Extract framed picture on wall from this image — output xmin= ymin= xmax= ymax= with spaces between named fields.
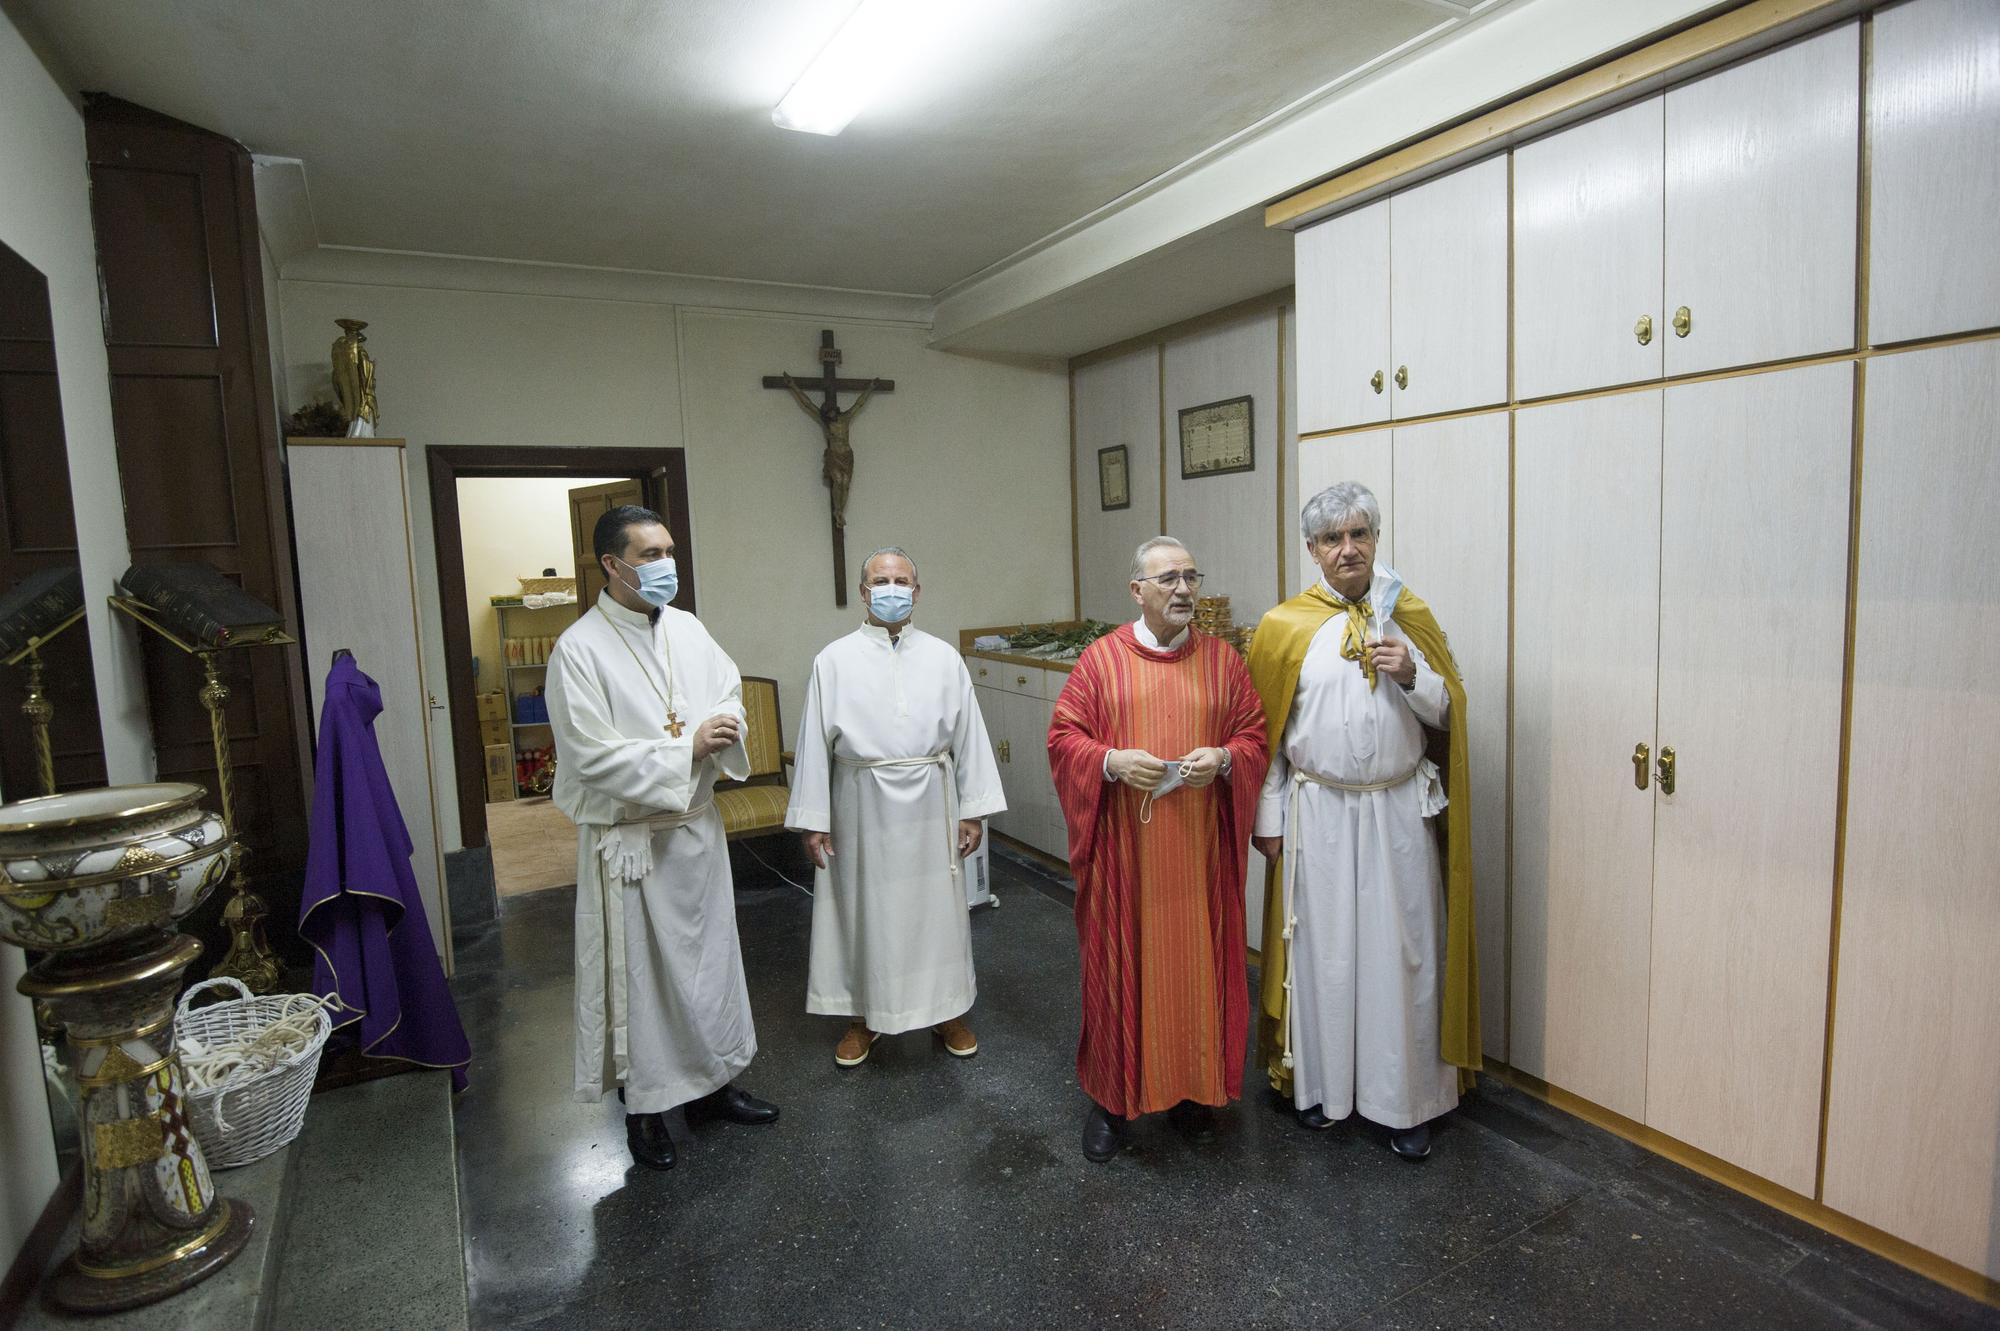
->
xmin=1098 ymin=444 xmax=1130 ymax=511
xmin=1178 ymin=396 xmax=1254 ymax=479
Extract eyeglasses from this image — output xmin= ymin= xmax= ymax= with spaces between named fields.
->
xmin=1136 ymin=570 xmax=1204 ymax=590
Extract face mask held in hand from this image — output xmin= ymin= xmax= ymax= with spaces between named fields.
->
xmin=616 ymin=555 xmax=678 ymax=607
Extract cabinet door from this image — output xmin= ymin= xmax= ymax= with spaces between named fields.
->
xmin=1028 ymin=696 xmax=1063 ymax=859
xmin=1663 ymin=23 xmax=1859 ymax=376
xmin=1511 ymin=391 xmax=1661 ymax=1120
xmin=1390 ymin=155 xmax=1509 ymax=419
xmin=1646 ymin=365 xmax=1851 ymax=1194
xmin=1391 ymin=413 xmax=1511 ymax=1062
xmin=1869 ymin=0 xmax=2000 ymax=346
xmin=1514 ymin=96 xmax=1665 ymax=400
xmin=973 ymin=683 xmax=1017 ymax=841
xmin=1824 ymin=341 xmax=2000 ymax=1280
xmin=1296 ymin=431 xmax=1394 ymax=576
xmin=1295 ymin=199 xmax=1391 ymax=434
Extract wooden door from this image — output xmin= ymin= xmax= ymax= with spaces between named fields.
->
xmin=1296 ymin=431 xmax=1394 ymax=579
xmin=1513 ymin=96 xmax=1666 ymax=400
xmin=1645 ymin=365 xmax=1851 ymax=1194
xmin=1294 ymin=198 xmax=1391 ymax=434
xmin=1511 ymin=390 xmax=1661 ymax=1120
xmin=568 ymin=478 xmax=644 ymax=609
xmin=1390 ymin=154 xmax=1509 ymax=419
xmin=1868 ymin=0 xmax=2000 ymax=346
xmin=1390 ymin=412 xmax=1511 ymax=1061
xmin=1823 ymin=341 xmax=2000 ymax=1279
xmin=1663 ymin=23 xmax=1860 ymax=377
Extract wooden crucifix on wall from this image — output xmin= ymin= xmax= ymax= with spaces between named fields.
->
xmin=762 ymin=330 xmax=895 ymax=606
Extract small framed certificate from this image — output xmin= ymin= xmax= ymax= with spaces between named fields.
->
xmin=1178 ymin=396 xmax=1254 ymax=479
xmin=1098 ymin=444 xmax=1130 ymax=511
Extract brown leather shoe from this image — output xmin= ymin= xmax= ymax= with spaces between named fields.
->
xmin=834 ymin=1021 xmax=878 ymax=1067
xmin=932 ymin=1017 xmax=978 ymax=1057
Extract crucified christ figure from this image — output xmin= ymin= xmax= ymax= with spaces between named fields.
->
xmin=782 ymin=373 xmax=881 ymax=529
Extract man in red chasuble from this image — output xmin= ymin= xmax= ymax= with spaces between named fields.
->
xmin=1048 ymin=537 xmax=1269 ymax=1162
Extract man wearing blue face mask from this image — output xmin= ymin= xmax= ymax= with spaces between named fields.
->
xmin=785 ymin=547 xmax=1006 ymax=1067
xmin=545 ymin=504 xmax=780 ymax=1171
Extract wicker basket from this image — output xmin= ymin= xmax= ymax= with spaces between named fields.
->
xmin=174 ymin=977 xmax=333 ymax=1169
xmin=518 ymin=575 xmax=576 ymax=595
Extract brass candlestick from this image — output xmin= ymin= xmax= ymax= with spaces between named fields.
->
xmin=3 ymin=604 xmax=87 ymax=799
xmin=109 ymin=596 xmax=293 ymax=993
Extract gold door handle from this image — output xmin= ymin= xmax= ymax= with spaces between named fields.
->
xmin=1632 ymin=742 xmax=1650 ymax=790
xmin=997 ymin=740 xmax=1010 ymax=763
xmin=1370 ymin=369 xmax=1384 ymax=394
xmin=1394 ymin=365 xmax=1409 ymax=390
xmin=1634 ymin=314 xmax=1654 ymax=346
xmin=1657 ymin=746 xmax=1676 ymax=795
xmin=1672 ymin=306 xmax=1691 ymax=338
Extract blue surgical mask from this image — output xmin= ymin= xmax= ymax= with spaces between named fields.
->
xmin=868 ymin=584 xmax=914 ymax=624
xmin=616 ymin=555 xmax=678 ymax=607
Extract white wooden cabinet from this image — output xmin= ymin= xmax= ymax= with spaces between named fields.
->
xmin=1389 ymin=155 xmax=1510 ymax=419
xmin=1513 ymin=96 xmax=1666 ymax=400
xmin=1663 ymin=23 xmax=1859 ymax=376
xmin=1390 ymin=413 xmax=1511 ymax=1061
xmin=1868 ymin=0 xmax=2000 ymax=346
xmin=973 ymin=665 xmax=1068 ymax=861
xmin=1510 ymin=391 xmax=1662 ymax=1120
xmin=1644 ymin=365 xmax=1851 ymax=1195
xmin=287 ymin=439 xmax=452 ymax=966
xmin=1295 ymin=199 xmax=1391 ymax=435
xmin=1823 ymin=340 xmax=2000 ymax=1280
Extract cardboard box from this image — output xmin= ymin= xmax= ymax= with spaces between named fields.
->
xmin=479 ymin=717 xmax=509 ymax=747
xmin=475 ymin=691 xmax=507 ymax=723
xmin=483 ymin=743 xmax=515 ymax=802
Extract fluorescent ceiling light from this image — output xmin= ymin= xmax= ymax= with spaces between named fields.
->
xmin=772 ymin=0 xmax=932 ymax=136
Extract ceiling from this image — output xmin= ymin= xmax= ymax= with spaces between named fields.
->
xmin=17 ymin=0 xmax=1465 ymax=304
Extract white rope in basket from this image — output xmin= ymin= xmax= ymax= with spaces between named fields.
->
xmin=174 ymin=977 xmax=335 ymax=1169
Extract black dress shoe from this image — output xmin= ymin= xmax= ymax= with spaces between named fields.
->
xmin=685 ymin=1083 xmax=780 ymax=1126
xmin=1168 ymin=1100 xmax=1218 ymax=1142
xmin=1390 ymin=1122 xmax=1432 ymax=1160
xmin=1295 ymin=1103 xmax=1336 ymax=1131
xmin=1081 ymin=1103 xmax=1125 ymax=1163
xmin=626 ymin=1112 xmax=676 ymax=1170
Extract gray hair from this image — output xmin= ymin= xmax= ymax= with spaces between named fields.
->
xmin=1300 ymin=482 xmax=1382 ymax=543
xmin=1129 ymin=535 xmax=1190 ymax=582
xmin=860 ymin=546 xmax=918 ymax=582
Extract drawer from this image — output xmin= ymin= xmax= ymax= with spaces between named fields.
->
xmin=967 ymin=656 xmax=1044 ymax=698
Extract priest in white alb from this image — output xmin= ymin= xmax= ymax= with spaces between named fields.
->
xmin=1247 ymin=482 xmax=1481 ymax=1161
xmin=785 ymin=546 xmax=1006 ymax=1067
xmin=546 ymin=504 xmax=780 ymax=1172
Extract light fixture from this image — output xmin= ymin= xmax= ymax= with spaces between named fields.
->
xmin=772 ymin=0 xmax=930 ymax=137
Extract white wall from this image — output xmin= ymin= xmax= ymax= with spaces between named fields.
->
xmin=1072 ymin=302 xmax=1298 ymax=628
xmin=456 ymin=475 xmax=619 ymax=683
xmin=0 ymin=6 xmax=152 ymax=1280
xmin=278 ymin=280 xmax=1072 ymax=853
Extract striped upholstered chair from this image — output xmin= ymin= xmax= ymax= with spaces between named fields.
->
xmin=713 ymin=676 xmax=794 ymax=842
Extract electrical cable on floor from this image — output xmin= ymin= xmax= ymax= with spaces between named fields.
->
xmin=736 ymin=837 xmax=815 ymax=897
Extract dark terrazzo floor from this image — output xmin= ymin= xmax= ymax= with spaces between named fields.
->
xmin=445 ymin=841 xmax=2000 ymax=1331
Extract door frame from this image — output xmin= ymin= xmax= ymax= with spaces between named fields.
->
xmin=427 ymin=445 xmax=695 ymax=849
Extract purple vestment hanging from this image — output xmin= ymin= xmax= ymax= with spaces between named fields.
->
xmin=300 ymin=655 xmax=471 ymax=1090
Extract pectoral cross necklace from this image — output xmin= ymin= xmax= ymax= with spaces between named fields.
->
xmin=598 ymin=605 xmax=684 ymax=737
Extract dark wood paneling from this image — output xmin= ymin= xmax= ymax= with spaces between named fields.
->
xmin=86 ymin=96 xmax=311 ymax=973
xmin=427 ymin=446 xmax=693 ymax=850
xmin=0 ymin=240 xmax=107 ymax=798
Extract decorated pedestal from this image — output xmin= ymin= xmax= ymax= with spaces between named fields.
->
xmin=0 ymin=783 xmax=253 ymax=1313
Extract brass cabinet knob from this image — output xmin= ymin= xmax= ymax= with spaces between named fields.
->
xmin=1016 ymin=675 xmax=1029 ymax=686
xmin=1370 ymin=369 xmax=1384 ymax=394
xmin=1635 ymin=314 xmax=1654 ymax=346
xmin=1632 ymin=742 xmax=1650 ymax=790
xmin=1394 ymin=365 xmax=1409 ymax=390
xmin=1657 ymin=746 xmax=1676 ymax=795
xmin=977 ymin=666 xmax=988 ymax=677
xmin=1673 ymin=306 xmax=1692 ymax=338
xmin=997 ymin=740 xmax=1011 ymax=763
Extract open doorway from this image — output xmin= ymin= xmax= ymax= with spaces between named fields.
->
xmin=427 ymin=447 xmax=696 ymax=869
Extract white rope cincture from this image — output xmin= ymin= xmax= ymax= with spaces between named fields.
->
xmin=178 ymin=992 xmax=339 ymax=1134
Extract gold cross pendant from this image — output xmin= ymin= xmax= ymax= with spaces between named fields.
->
xmin=665 ymin=712 xmax=685 ymax=739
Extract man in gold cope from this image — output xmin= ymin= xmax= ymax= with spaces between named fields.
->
xmin=1248 ymin=482 xmax=1479 ymax=1159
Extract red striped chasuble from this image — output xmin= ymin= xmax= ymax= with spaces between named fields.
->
xmin=1047 ymin=625 xmax=1270 ymax=1117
